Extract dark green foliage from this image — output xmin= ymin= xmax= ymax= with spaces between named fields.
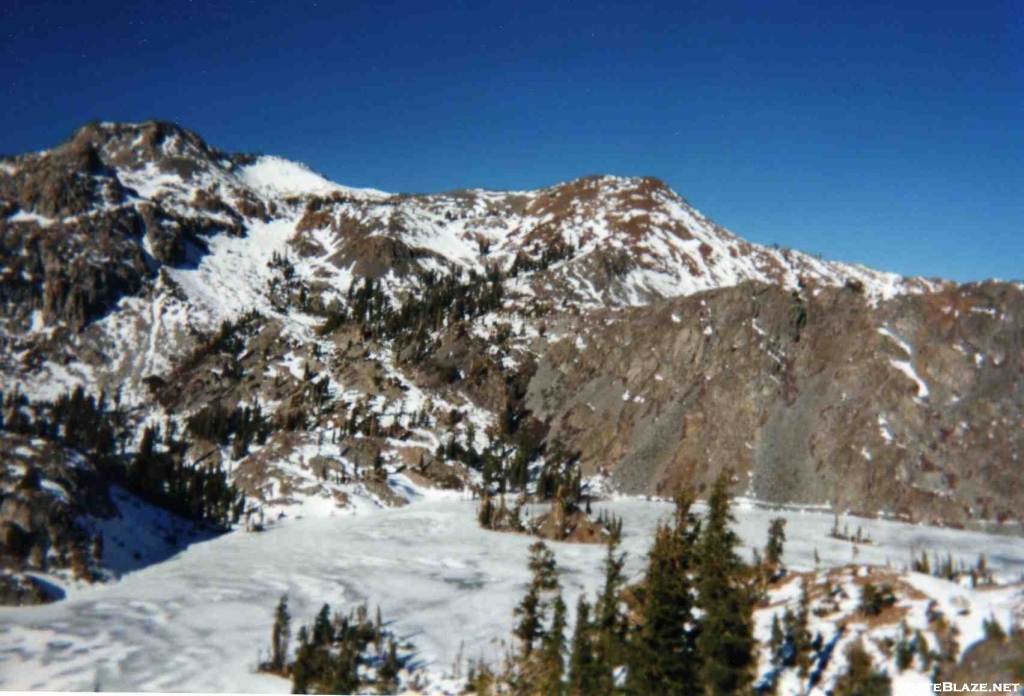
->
xmin=983 ymin=615 xmax=1007 ymax=642
xmin=508 ymin=239 xmax=575 ymax=276
xmin=490 ymin=475 xmax=812 ymax=696
xmin=627 ymin=490 xmax=701 ymax=696
xmin=538 ymin=594 xmax=567 ymax=695
xmin=765 ymin=517 xmax=786 ymax=572
xmin=378 ymin=637 xmax=400 ymax=694
xmin=186 ymin=400 xmax=270 ymax=455
xmin=568 ymin=596 xmax=598 ymax=695
xmin=506 ymin=541 xmax=569 ymax=693
xmin=266 ymin=251 xmax=309 ymax=312
xmin=514 ymin=541 xmax=559 ymax=657
xmin=271 ymin=594 xmax=291 ymax=673
xmin=592 ymin=533 xmax=628 ymax=693
xmin=51 ymin=386 xmax=118 ymax=459
xmin=859 ymin=583 xmax=896 ymax=617
xmin=911 ymin=549 xmax=994 ymax=586
xmin=171 ymin=309 xmax=264 ymax=379
xmin=317 ymin=267 xmax=505 ymax=350
xmin=1 ymin=387 xmax=246 ymax=530
xmin=790 ymin=579 xmax=813 ymax=678
xmin=894 ymin=622 xmax=915 ymax=671
xmin=271 ymin=600 xmax=409 ymax=694
xmin=312 ymin=604 xmax=333 ymax=647
xmin=833 ymin=641 xmax=892 ymax=696
xmin=769 ymin=614 xmax=785 ymax=668
xmin=534 ymin=441 xmax=583 ymax=504
xmin=695 ymin=472 xmax=755 ymax=695
xmin=129 ymin=423 xmax=246 ymax=528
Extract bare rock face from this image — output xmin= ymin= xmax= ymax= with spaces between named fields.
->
xmin=0 ymin=121 xmax=261 ymax=333
xmin=0 ymin=209 xmax=149 ymax=331
xmin=527 ymin=281 xmax=1024 ymax=525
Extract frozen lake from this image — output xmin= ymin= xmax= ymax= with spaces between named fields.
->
xmin=2 ymin=496 xmax=1023 ymax=692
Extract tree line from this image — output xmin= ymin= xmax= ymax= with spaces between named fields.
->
xmin=256 ymin=474 xmax=902 ymax=694
xmin=2 ymin=385 xmax=245 ymax=530
xmin=469 ymin=473 xmax=890 ymax=696
xmin=262 ymin=596 xmax=407 ymax=694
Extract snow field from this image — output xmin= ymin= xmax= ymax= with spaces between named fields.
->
xmin=1 ymin=495 xmax=1022 ymax=693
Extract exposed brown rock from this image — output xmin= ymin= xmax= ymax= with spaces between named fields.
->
xmin=527 ymin=282 xmax=1024 ymax=526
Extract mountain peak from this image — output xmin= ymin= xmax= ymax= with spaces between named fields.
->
xmin=0 ymin=119 xmax=1019 ymax=570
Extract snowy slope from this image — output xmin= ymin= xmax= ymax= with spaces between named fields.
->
xmin=1 ymin=498 xmax=1022 ymax=693
xmin=1 ymin=121 xmax=951 ymax=411
xmin=236 ymin=156 xmax=389 ymax=201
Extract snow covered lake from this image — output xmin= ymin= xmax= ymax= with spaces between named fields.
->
xmin=2 ymin=495 xmax=1023 ymax=692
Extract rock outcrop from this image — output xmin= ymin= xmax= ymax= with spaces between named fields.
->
xmin=527 ymin=281 xmax=1023 ymax=525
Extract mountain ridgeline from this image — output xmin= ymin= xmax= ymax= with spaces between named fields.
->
xmin=1 ymin=119 xmax=1021 ymax=572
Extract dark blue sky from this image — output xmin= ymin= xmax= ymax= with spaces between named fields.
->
xmin=2 ymin=1 xmax=1021 ymax=282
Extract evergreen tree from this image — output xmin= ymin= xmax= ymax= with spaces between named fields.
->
xmin=764 ymin=517 xmax=787 ymax=576
xmin=695 ymin=473 xmax=755 ymax=696
xmin=378 ymin=637 xmax=400 ymax=694
xmin=513 ymin=541 xmax=559 ymax=657
xmin=568 ymin=596 xmax=598 ymax=695
xmin=272 ymin=594 xmax=292 ymax=673
xmin=329 ymin=643 xmax=360 ymax=695
xmin=291 ymin=627 xmax=311 ymax=694
xmin=593 ymin=533 xmax=627 ymax=693
xmin=769 ymin=613 xmax=785 ymax=668
xmin=894 ymin=622 xmax=915 ymax=671
xmin=312 ymin=604 xmax=332 ymax=646
xmin=793 ymin=577 xmax=813 ymax=678
xmin=478 ymin=490 xmax=494 ymax=528
xmin=628 ymin=490 xmax=701 ymax=696
xmin=833 ymin=641 xmax=892 ymax=696
xmin=537 ymin=593 xmax=567 ymax=695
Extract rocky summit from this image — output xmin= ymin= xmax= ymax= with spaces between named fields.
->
xmin=1 ymin=120 xmax=1021 ymax=598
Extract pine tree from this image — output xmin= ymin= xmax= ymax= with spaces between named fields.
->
xmin=329 ymin=642 xmax=360 ymax=695
xmin=537 ymin=593 xmax=567 ymax=695
xmin=793 ymin=577 xmax=813 ymax=678
xmin=764 ymin=517 xmax=787 ymax=577
xmin=628 ymin=490 xmax=701 ymax=696
xmin=593 ymin=533 xmax=627 ymax=693
xmin=513 ymin=541 xmax=559 ymax=657
xmin=695 ymin=473 xmax=755 ymax=696
xmin=833 ymin=641 xmax=892 ymax=696
xmin=769 ymin=614 xmax=785 ymax=668
xmin=478 ymin=490 xmax=494 ymax=529
xmin=292 ymin=626 xmax=311 ymax=694
xmin=272 ymin=594 xmax=292 ymax=673
xmin=568 ymin=596 xmax=598 ymax=695
xmin=312 ymin=604 xmax=332 ymax=646
xmin=378 ymin=637 xmax=400 ymax=694
xmin=894 ymin=622 xmax=915 ymax=671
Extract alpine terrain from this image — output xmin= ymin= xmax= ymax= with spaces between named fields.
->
xmin=0 ymin=121 xmax=1022 ymax=694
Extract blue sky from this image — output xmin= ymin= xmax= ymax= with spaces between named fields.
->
xmin=2 ymin=0 xmax=1021 ymax=282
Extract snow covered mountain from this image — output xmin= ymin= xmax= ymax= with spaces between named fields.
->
xmin=2 ymin=120 xmax=1021 ymax=521
xmin=0 ymin=119 xmax=948 ymax=402
xmin=1 ymin=119 xmax=1023 ymax=694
